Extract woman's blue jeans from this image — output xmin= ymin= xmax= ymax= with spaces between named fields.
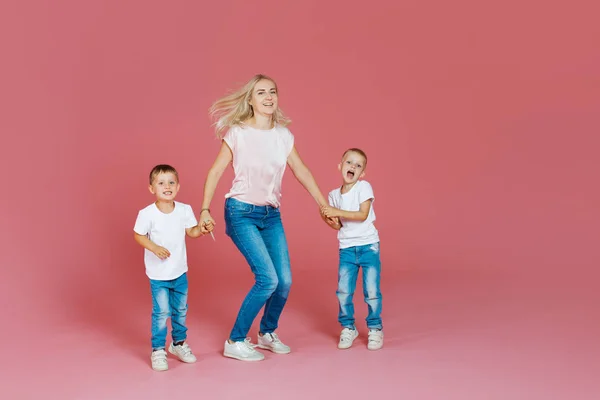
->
xmin=224 ymin=198 xmax=292 ymax=342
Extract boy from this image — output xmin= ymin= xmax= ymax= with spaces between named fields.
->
xmin=134 ymin=164 xmax=204 ymax=371
xmin=321 ymin=148 xmax=384 ymax=351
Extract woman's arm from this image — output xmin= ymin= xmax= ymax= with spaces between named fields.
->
xmin=287 ymin=146 xmax=328 ymax=206
xmin=199 ymin=141 xmax=233 ymax=232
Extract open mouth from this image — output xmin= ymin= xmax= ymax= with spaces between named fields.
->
xmin=263 ymin=102 xmax=274 ymax=107
xmin=346 ymin=171 xmax=355 ymax=179
xmin=163 ymin=191 xmax=172 ymax=195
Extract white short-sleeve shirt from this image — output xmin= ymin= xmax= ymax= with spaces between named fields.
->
xmin=328 ymin=180 xmax=380 ymax=249
xmin=223 ymin=124 xmax=294 ymax=207
xmin=133 ymin=201 xmax=198 ymax=280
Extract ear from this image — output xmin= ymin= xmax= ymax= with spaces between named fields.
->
xmin=176 ymin=182 xmax=181 ymax=191
xmin=148 ymin=185 xmax=155 ymax=194
xmin=337 ymin=163 xmax=342 ymax=171
xmin=359 ymin=171 xmax=366 ymax=179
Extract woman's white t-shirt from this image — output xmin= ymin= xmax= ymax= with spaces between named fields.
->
xmin=223 ymin=124 xmax=294 ymax=207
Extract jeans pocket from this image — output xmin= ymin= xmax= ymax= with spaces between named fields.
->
xmin=369 ymin=242 xmax=380 ymax=253
xmin=225 ymin=198 xmax=254 ymax=215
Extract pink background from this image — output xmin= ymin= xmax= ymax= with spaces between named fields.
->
xmin=1 ymin=0 xmax=599 ymax=399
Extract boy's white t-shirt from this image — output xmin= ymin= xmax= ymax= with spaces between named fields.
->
xmin=328 ymin=180 xmax=380 ymax=249
xmin=133 ymin=201 xmax=198 ymax=280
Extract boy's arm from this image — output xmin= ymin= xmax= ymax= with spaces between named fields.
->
xmin=185 ymin=205 xmax=203 ymax=238
xmin=321 ymin=199 xmax=372 ymax=222
xmin=186 ymin=225 xmax=204 ymax=238
xmin=133 ymin=232 xmax=170 ymax=259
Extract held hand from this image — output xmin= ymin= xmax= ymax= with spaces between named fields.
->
xmin=200 ymin=210 xmax=215 ymax=233
xmin=321 ymin=205 xmax=341 ymax=218
xmin=152 ymin=246 xmax=171 ymax=260
xmin=326 ymin=216 xmax=340 ymax=228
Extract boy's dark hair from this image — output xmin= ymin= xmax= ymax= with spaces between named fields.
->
xmin=342 ymin=148 xmax=368 ymax=167
xmin=149 ymin=164 xmax=179 ymax=185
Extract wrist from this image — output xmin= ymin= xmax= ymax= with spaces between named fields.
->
xmin=200 ymin=208 xmax=210 ymax=214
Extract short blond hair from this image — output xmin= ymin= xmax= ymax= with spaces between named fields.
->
xmin=342 ymin=148 xmax=368 ymax=167
xmin=209 ymin=74 xmax=291 ymax=138
xmin=149 ymin=164 xmax=179 ymax=185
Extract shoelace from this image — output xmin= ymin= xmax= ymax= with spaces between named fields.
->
xmin=242 ymin=338 xmax=258 ymax=351
xmin=268 ymin=333 xmax=282 ymax=344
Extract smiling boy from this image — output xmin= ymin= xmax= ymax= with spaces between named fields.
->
xmin=133 ymin=164 xmax=204 ymax=370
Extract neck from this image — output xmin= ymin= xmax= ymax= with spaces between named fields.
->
xmin=340 ymin=181 xmax=358 ymax=194
xmin=248 ymin=114 xmax=274 ymax=130
xmin=155 ymin=200 xmax=175 ymax=213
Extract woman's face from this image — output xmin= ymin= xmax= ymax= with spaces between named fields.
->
xmin=249 ymin=79 xmax=278 ymax=117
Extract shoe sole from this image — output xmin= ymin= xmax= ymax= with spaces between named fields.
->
xmin=152 ymin=365 xmax=168 ymax=371
xmin=168 ymin=345 xmax=197 ymax=363
xmin=223 ymin=352 xmax=264 ymax=361
xmin=257 ymin=344 xmax=291 ymax=354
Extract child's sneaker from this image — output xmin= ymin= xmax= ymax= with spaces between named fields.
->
xmin=257 ymin=332 xmax=291 ymax=354
xmin=151 ymin=349 xmax=168 ymax=371
xmin=367 ymin=329 xmax=384 ymax=350
xmin=168 ymin=342 xmax=197 ymax=363
xmin=223 ymin=338 xmax=265 ymax=361
xmin=338 ymin=328 xmax=359 ymax=349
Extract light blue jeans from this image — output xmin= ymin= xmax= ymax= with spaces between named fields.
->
xmin=225 ymin=197 xmax=292 ymax=342
xmin=149 ymin=272 xmax=189 ymax=350
xmin=337 ymin=242 xmax=383 ymax=330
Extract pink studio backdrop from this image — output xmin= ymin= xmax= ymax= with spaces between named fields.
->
xmin=1 ymin=0 xmax=599 ymax=399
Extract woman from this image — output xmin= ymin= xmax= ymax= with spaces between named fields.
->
xmin=200 ymin=74 xmax=328 ymax=361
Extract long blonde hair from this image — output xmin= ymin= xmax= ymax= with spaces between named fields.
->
xmin=209 ymin=74 xmax=291 ymax=138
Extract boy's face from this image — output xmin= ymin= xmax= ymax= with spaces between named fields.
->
xmin=339 ymin=151 xmax=366 ymax=184
xmin=148 ymin=172 xmax=180 ymax=202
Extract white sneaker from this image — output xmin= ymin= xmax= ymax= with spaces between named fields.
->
xmin=168 ymin=342 xmax=197 ymax=363
xmin=257 ymin=332 xmax=291 ymax=354
xmin=338 ymin=328 xmax=359 ymax=349
xmin=367 ymin=329 xmax=384 ymax=350
xmin=151 ymin=349 xmax=168 ymax=371
xmin=223 ymin=338 xmax=265 ymax=361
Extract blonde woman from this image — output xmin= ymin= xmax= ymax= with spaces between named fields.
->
xmin=199 ymin=74 xmax=328 ymax=361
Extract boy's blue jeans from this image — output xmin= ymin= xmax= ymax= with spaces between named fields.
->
xmin=149 ymin=272 xmax=189 ymax=350
xmin=224 ymin=197 xmax=292 ymax=342
xmin=337 ymin=242 xmax=383 ymax=330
